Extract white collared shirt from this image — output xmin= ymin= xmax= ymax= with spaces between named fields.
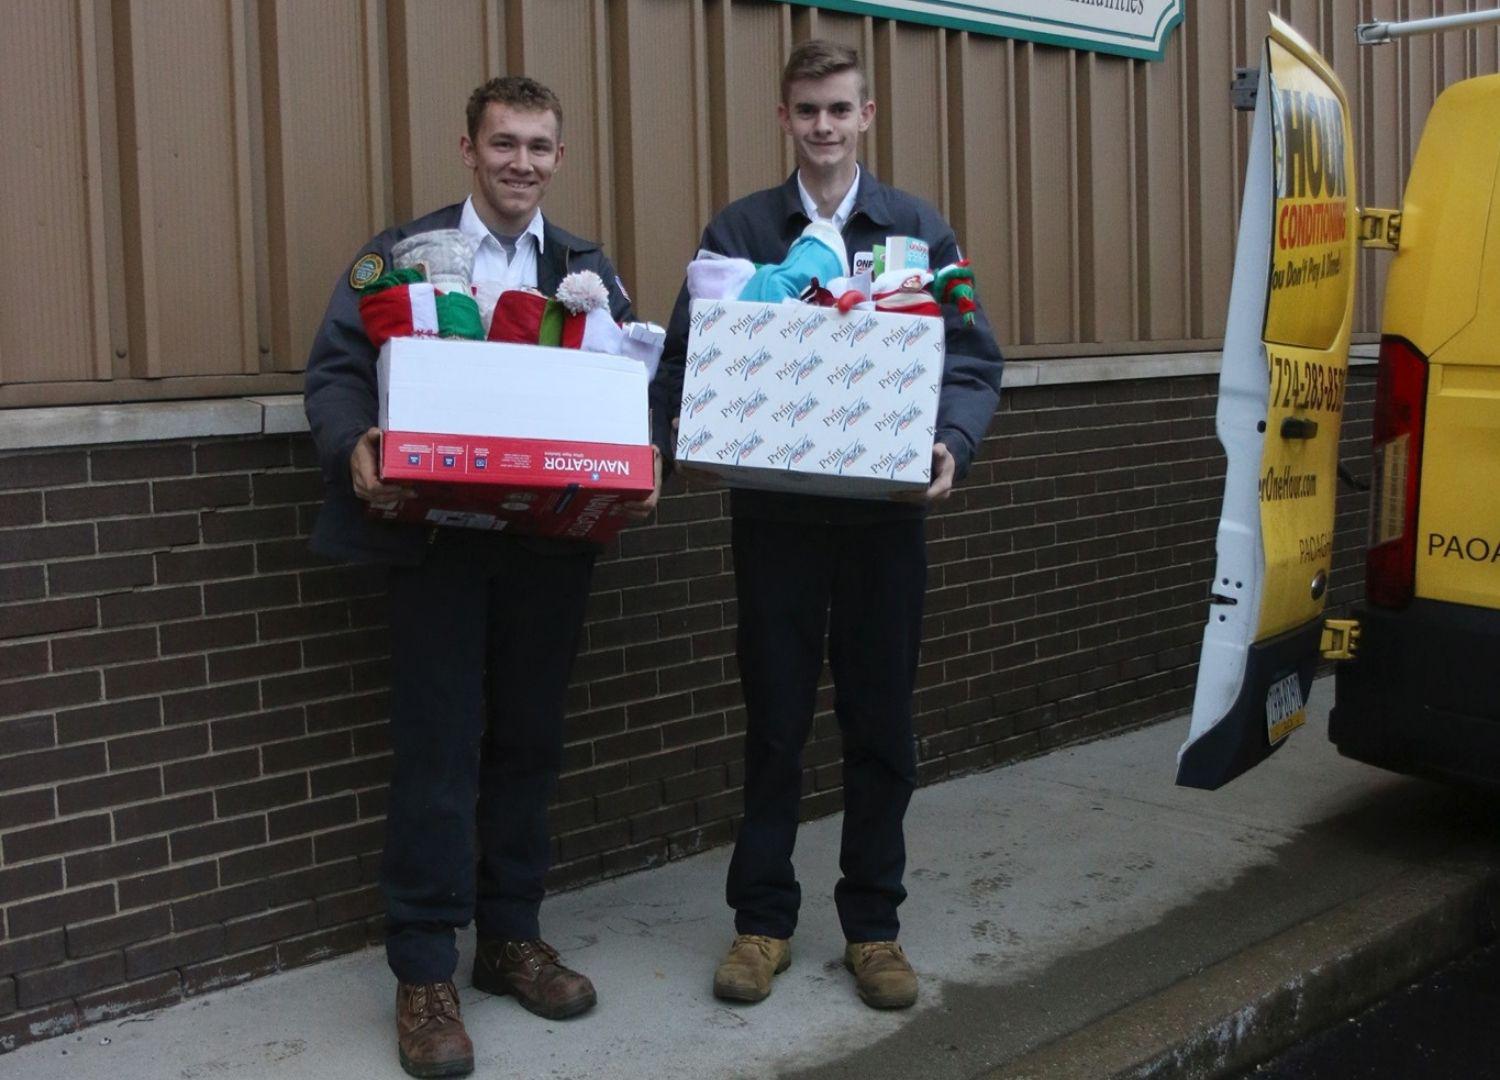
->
xmin=460 ymin=196 xmax=545 ymax=288
xmin=797 ymin=166 xmax=860 ymax=231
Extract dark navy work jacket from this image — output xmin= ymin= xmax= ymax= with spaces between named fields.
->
xmin=303 ymin=203 xmax=634 ymax=565
xmin=650 ymin=170 xmax=1003 ymax=523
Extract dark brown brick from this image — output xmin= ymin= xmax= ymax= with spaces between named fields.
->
xmin=104 ymin=654 xmax=206 ymax=699
xmin=96 ymin=514 xmax=199 ymax=554
xmin=0 ymin=975 xmax=13 ymax=1015
xmin=0 ymin=596 xmax=97 ymax=640
xmin=0 ymin=640 xmax=48 ymax=680
xmin=56 ymin=695 xmax=161 ymax=744
xmin=181 ymin=946 xmax=277 ymax=995
xmin=0 ymin=743 xmax=105 ymax=795
xmin=114 ymin=792 xmax=214 ymax=841
xmin=155 ymin=544 xmax=256 ymax=585
xmin=16 ymin=952 xmax=124 ymax=1008
xmin=47 ymin=553 xmax=156 ymax=597
xmin=124 ymin=924 xmax=224 ymax=978
xmin=0 ymin=490 xmax=42 ymax=527
xmin=89 ymin=444 xmax=193 ymax=481
xmin=215 ymin=774 xmax=307 ymax=818
xmin=0 ymin=564 xmax=46 ymax=603
xmin=107 ymin=722 xmax=208 ymax=770
xmin=0 ymin=999 xmax=80 ymax=1050
xmin=201 ymin=505 xmax=298 ymax=544
xmin=267 ymin=794 xmax=356 ymax=840
xmin=0 ymin=714 xmax=54 ymax=755
xmin=222 ymin=901 xmax=316 ymax=953
xmin=278 ymin=922 xmax=367 ymax=969
xmin=262 ymin=731 xmax=351 ymax=774
xmin=170 ymin=816 xmax=266 ymax=862
xmin=58 ymin=767 xmax=163 ymax=816
xmin=0 ymin=930 xmax=66 ymax=976
xmin=6 ymin=883 xmax=115 ymax=938
xmin=171 ymin=880 xmax=269 ymax=932
xmin=75 ymin=970 xmax=182 ymax=1024
xmin=0 ymin=451 xmax=88 ymax=491
xmin=66 ymin=904 xmax=171 ymax=959
xmin=254 ymin=538 xmax=328 ymax=574
xmin=161 ymin=680 xmax=259 ymax=725
xmin=303 ymin=628 xmax=385 ymax=667
xmin=309 ymin=754 xmax=392 ymax=798
xmin=45 ymin=482 xmax=150 ymax=522
xmin=195 ymin=438 xmax=291 ymax=474
xmin=0 ymin=788 xmax=54 ymax=831
xmin=99 ymin=585 xmax=201 ymax=627
xmin=305 ymin=691 xmax=386 ymax=732
xmin=0 ymin=860 xmax=62 ymax=905
xmin=152 ymin=474 xmax=251 ymax=513
xmin=219 ymin=838 xmax=313 ymax=887
xmin=118 ymin=860 xmax=217 ymax=911
xmin=212 ymin=706 xmax=304 ymax=751
xmin=261 ymin=667 xmax=350 ymax=709
xmin=51 ymin=627 xmax=158 ymax=673
xmin=0 ymin=670 xmax=99 ymax=715
xmin=251 ymin=470 xmax=322 ymax=505
xmin=65 ymin=836 xmax=170 ymax=888
xmin=208 ymin=641 xmax=301 ymax=683
xmin=202 ymin=572 xmax=298 ymax=614
xmin=159 ymin=612 xmax=258 ymax=655
xmin=312 ymin=819 xmax=383 ymax=862
xmin=258 ymin=600 xmax=348 ymax=640
xmin=162 ymin=748 xmax=259 ymax=794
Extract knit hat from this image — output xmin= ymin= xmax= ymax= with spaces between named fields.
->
xmin=931 ymin=260 xmax=978 ymax=325
xmin=358 ymin=269 xmax=483 ymax=346
xmin=687 ymin=251 xmax=758 ymax=301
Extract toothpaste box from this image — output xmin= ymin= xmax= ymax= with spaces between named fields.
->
xmin=676 ymin=300 xmax=942 ymax=496
xmin=373 ymin=337 xmax=654 ymax=542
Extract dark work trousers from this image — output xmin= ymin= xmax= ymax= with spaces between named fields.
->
xmin=727 ymin=515 xmax=926 ymax=943
xmin=382 ymin=530 xmax=596 ymax=984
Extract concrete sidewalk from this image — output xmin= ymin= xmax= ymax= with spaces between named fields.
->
xmin=7 ymin=678 xmax=1498 ymax=1079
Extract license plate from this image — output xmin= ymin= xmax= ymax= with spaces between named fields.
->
xmin=1265 ymin=671 xmax=1306 ymax=743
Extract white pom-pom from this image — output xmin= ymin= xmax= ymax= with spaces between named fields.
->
xmin=556 ymin=269 xmax=610 ymax=314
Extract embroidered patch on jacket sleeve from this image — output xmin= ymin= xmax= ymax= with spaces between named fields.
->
xmin=349 ymin=253 xmax=385 ymax=290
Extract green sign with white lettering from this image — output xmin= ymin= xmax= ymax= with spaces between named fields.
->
xmin=782 ymin=1 xmax=1184 ymax=62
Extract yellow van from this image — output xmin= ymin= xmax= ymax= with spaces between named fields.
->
xmin=1177 ymin=12 xmax=1500 ymax=790
xmin=1327 ymin=70 xmax=1500 ymax=783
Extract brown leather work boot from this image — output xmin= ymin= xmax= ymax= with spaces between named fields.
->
xmin=712 ymin=933 xmax=791 ymax=1003
xmin=471 ymin=938 xmax=597 ymax=1020
xmin=844 ymin=940 xmax=918 ymax=1009
xmin=396 ymin=981 xmax=474 ymax=1078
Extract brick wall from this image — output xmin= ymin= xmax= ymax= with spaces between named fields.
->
xmin=0 ymin=372 xmax=1375 ymax=1050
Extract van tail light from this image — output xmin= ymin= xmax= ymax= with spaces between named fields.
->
xmin=1365 ymin=336 xmax=1429 ymax=609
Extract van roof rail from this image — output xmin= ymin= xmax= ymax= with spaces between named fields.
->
xmin=1357 ymin=9 xmax=1500 ymax=45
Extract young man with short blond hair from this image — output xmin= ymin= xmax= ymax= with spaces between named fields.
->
xmin=306 ymin=74 xmax=655 ymax=1078
xmin=651 ymin=40 xmax=1003 ymax=1011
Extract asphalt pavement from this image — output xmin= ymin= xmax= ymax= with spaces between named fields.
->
xmin=5 ymin=677 xmax=1498 ymax=1079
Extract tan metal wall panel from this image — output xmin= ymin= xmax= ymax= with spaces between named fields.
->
xmin=113 ymin=1 xmax=255 ymax=378
xmin=389 ymin=0 xmax=493 ymax=225
xmin=0 ymin=2 xmax=104 ymax=384
xmin=1135 ymin=39 xmax=1190 ymax=341
xmin=609 ymin=0 xmax=710 ymax=322
xmin=9 ymin=0 xmax=1500 ymax=403
xmin=1078 ymin=53 xmax=1138 ymax=343
xmin=1016 ymin=44 xmax=1078 ymax=344
xmin=948 ymin=32 xmax=1019 ymax=342
xmin=261 ymin=0 xmax=386 ymax=371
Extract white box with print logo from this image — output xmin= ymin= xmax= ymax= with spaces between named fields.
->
xmin=676 ymin=299 xmax=942 ymax=495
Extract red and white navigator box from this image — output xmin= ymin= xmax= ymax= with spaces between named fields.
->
xmin=374 ymin=431 xmax=654 ymax=543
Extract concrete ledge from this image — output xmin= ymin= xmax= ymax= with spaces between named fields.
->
xmin=0 ymin=346 xmax=1379 ymax=452
xmin=986 ymin=864 xmax=1500 ymax=1080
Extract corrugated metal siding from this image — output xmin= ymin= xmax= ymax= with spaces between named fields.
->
xmin=2 ymin=0 xmax=1497 ymax=405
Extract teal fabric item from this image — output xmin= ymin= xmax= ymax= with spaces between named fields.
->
xmin=737 ymin=233 xmax=847 ymax=304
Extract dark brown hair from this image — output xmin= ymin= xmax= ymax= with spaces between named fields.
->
xmin=466 ymin=75 xmax=563 ymax=141
xmin=780 ymin=39 xmax=868 ymax=103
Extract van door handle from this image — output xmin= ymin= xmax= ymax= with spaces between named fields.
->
xmin=1280 ymin=417 xmax=1319 ymax=439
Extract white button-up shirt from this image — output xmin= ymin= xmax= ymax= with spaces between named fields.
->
xmin=459 ymin=196 xmax=545 ymax=288
xmin=797 ymin=166 xmax=860 ymax=231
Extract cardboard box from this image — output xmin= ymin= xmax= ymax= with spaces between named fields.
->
xmin=675 ymin=300 xmax=942 ymax=496
xmin=373 ymin=337 xmax=653 ymax=542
